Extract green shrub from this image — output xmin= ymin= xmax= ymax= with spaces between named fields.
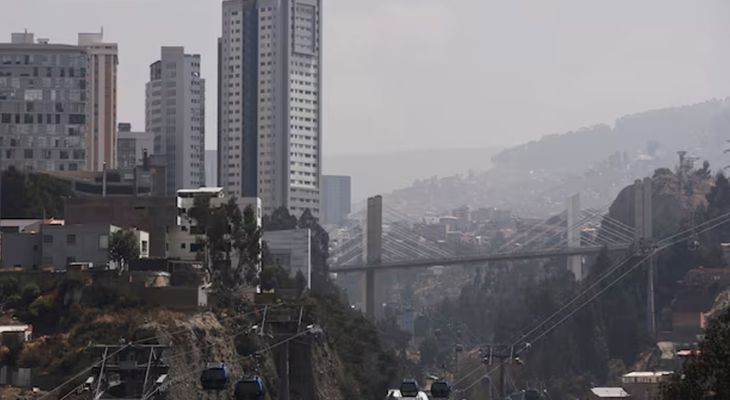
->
xmin=21 ymin=282 xmax=40 ymax=303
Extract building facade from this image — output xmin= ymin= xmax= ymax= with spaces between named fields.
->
xmin=205 ymin=149 xmax=217 ymax=186
xmin=117 ymin=122 xmax=154 ymax=169
xmin=321 ymin=175 xmax=351 ymax=226
xmin=263 ymin=228 xmax=311 ymax=288
xmin=621 ymin=371 xmax=672 ymax=400
xmin=1 ymin=223 xmax=149 ymax=270
xmin=169 ymin=187 xmax=261 ymax=260
xmin=64 ymin=196 xmax=177 ymax=258
xmin=0 ymin=32 xmax=89 ymax=172
xmin=146 ymin=47 xmax=205 ymax=195
xmin=219 ymin=0 xmax=322 ymax=217
xmin=78 ymin=32 xmax=118 ymax=171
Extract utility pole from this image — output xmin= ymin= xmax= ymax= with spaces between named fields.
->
xmin=88 ymin=344 xmax=168 ymax=399
xmin=634 ymin=178 xmax=656 ymax=338
xmin=102 ymin=162 xmax=107 ymax=197
xmin=647 ymin=251 xmax=657 ymax=337
xmin=482 ymin=344 xmax=519 ymax=399
xmin=267 ymin=304 xmax=307 ymax=400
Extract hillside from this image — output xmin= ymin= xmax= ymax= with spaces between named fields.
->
xmin=492 ymin=98 xmax=730 ymax=173
xmin=325 ymin=147 xmax=500 ymax=202
xmin=385 ymin=98 xmax=730 ymax=217
xmin=0 ymin=271 xmax=401 ymax=400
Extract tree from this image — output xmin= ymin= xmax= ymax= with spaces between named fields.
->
xmin=231 ymin=201 xmax=262 ymax=286
xmin=259 ymin=265 xmax=291 ymax=291
xmin=294 ymin=270 xmax=308 ymax=295
xmin=189 ymin=197 xmax=262 ymax=290
xmin=263 ymin=207 xmax=335 ymax=296
xmin=693 ymin=173 xmax=730 ymax=265
xmin=108 ymin=229 xmax=140 ymax=270
xmin=0 ymin=167 xmax=73 ymax=218
xmin=419 ymin=336 xmax=440 ymax=365
xmin=263 ymin=206 xmax=298 ymax=231
xmin=662 ymin=307 xmax=730 ymax=399
xmin=297 ymin=209 xmax=331 ymax=295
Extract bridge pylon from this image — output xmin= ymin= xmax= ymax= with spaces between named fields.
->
xmin=364 ymin=195 xmax=383 ymax=320
xmin=566 ymin=193 xmax=584 ymax=280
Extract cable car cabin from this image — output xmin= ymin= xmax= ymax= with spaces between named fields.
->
xmin=200 ymin=362 xmax=230 ymax=391
xmin=234 ymin=376 xmax=266 ymax=400
xmin=430 ymin=380 xmax=452 ymax=398
xmin=399 ymin=380 xmax=419 ymax=397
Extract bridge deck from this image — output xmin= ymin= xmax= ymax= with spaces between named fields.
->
xmin=330 ymin=244 xmax=632 ymax=273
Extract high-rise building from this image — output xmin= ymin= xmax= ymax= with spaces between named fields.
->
xmin=219 ymin=0 xmax=322 ymax=217
xmin=78 ymin=31 xmax=118 ymax=171
xmin=145 ymin=47 xmax=205 ymax=195
xmin=205 ymin=149 xmax=217 ymax=186
xmin=0 ymin=32 xmax=89 ymax=172
xmin=321 ymin=175 xmax=351 ymax=226
xmin=117 ymin=122 xmax=153 ymax=169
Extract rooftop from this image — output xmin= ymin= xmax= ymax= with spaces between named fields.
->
xmin=177 ymin=187 xmax=223 ymax=195
xmin=623 ymin=371 xmax=673 ymax=378
xmin=0 ymin=324 xmax=33 ymax=333
xmin=590 ymin=387 xmax=629 ymax=398
xmin=0 ymin=219 xmax=63 ymax=229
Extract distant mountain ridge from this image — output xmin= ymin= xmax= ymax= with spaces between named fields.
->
xmin=492 ymin=98 xmax=730 ymax=173
xmin=385 ymin=98 xmax=730 ymax=217
xmin=324 ymin=147 xmax=500 ymax=202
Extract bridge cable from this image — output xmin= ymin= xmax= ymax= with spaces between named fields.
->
xmin=454 ymin=210 xmax=730 ymax=393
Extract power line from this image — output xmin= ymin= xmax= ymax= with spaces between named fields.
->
xmin=45 ymin=304 xmax=282 ymax=399
xmin=142 ymin=326 xmax=318 ymax=400
xmin=455 ymin=211 xmax=730 ymax=393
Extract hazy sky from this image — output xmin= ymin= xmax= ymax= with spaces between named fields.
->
xmin=2 ymin=0 xmax=729 ymax=156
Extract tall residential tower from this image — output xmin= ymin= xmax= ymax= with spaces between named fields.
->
xmin=78 ymin=31 xmax=118 ymax=171
xmin=146 ymin=47 xmax=205 ymax=195
xmin=219 ymin=0 xmax=322 ymax=217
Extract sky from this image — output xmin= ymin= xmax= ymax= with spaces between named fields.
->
xmin=2 ymin=0 xmax=729 ymax=156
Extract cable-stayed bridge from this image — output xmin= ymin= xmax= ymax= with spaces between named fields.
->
xmin=330 ymin=178 xmax=655 ymax=320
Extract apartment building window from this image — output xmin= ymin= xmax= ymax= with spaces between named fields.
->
xmin=43 ymin=234 xmax=54 ymax=244
xmin=99 ymin=234 xmax=109 ymax=249
xmin=67 ymin=234 xmax=76 ymax=245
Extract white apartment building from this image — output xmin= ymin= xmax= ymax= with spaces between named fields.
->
xmin=169 ymin=187 xmax=262 ymax=261
xmin=146 ymin=47 xmax=205 ymax=195
xmin=219 ymin=0 xmax=322 ymax=217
